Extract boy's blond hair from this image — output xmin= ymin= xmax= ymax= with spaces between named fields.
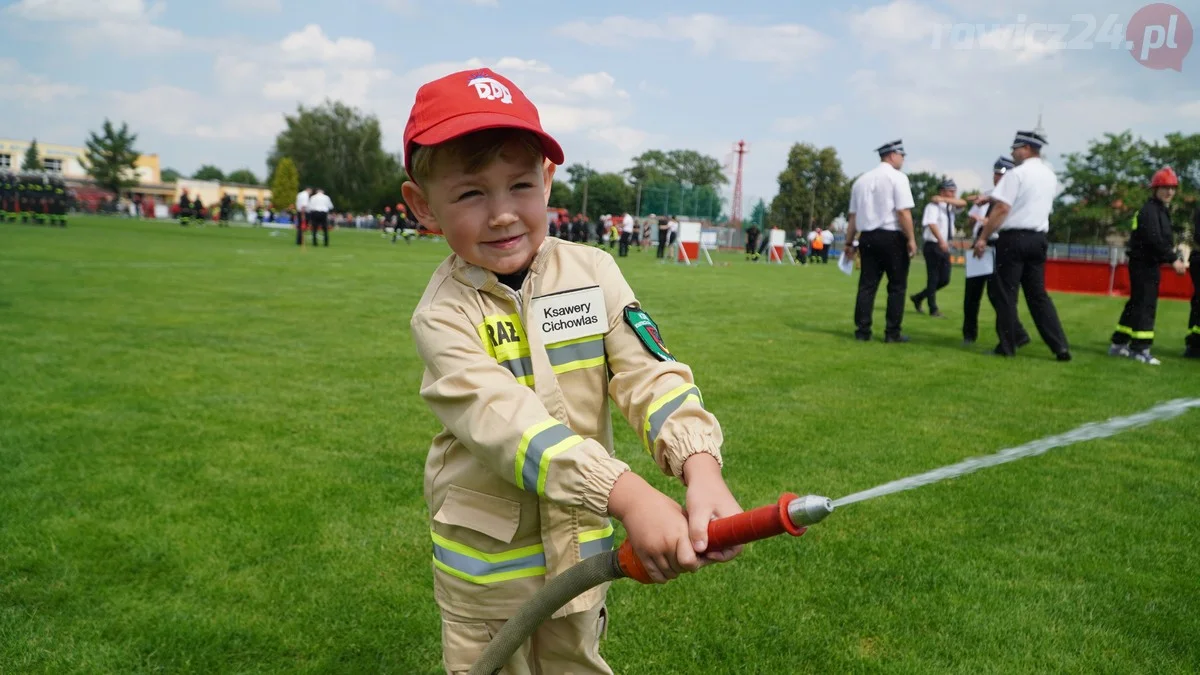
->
xmin=408 ymin=128 xmax=545 ymax=186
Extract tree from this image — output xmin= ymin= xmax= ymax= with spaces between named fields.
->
xmin=84 ymin=119 xmax=140 ymax=197
xmin=22 ymin=139 xmax=43 ymax=172
xmin=748 ymin=199 xmax=767 ymax=227
xmin=1054 ymin=131 xmax=1157 ymax=243
xmin=161 ymin=167 xmax=181 ymax=183
xmin=270 ymin=157 xmax=299 ymax=212
xmin=267 ymin=99 xmax=400 ymax=212
xmin=906 ymin=170 xmax=952 ymax=232
xmin=580 ymin=172 xmax=634 ymax=218
xmin=769 ymin=143 xmax=847 ymax=231
xmin=192 ymin=165 xmax=225 ymax=181
xmin=564 ymin=163 xmax=598 ymax=187
xmin=548 ymin=180 xmax=573 ymax=210
xmin=226 ymin=168 xmax=261 ymax=185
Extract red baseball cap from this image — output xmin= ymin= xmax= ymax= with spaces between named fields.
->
xmin=403 ymin=67 xmax=564 ymax=178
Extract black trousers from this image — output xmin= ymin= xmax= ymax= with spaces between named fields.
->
xmin=1112 ymin=257 xmax=1161 ymax=350
xmin=618 ymin=232 xmax=630 ymax=256
xmin=657 ymin=230 xmax=668 ymax=258
xmin=310 ymin=211 xmax=329 ymax=246
xmin=1188 ymin=251 xmax=1200 ymax=350
xmin=993 ymin=231 xmax=1069 ymax=356
xmin=295 ymin=212 xmax=306 ymax=245
xmin=913 ymin=241 xmax=951 ymax=312
xmin=855 ymin=230 xmax=910 ymax=340
xmin=963 ymin=263 xmax=1030 ymax=344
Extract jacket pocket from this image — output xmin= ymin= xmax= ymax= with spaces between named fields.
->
xmin=441 ymin=618 xmax=494 ymax=673
xmin=433 ymin=485 xmax=521 ymax=544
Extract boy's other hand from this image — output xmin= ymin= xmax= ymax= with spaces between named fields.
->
xmin=607 ymin=472 xmax=700 ymax=584
xmin=682 ymin=453 xmax=744 ymax=564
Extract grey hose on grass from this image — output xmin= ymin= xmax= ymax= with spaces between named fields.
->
xmin=468 ymin=550 xmax=624 ymax=675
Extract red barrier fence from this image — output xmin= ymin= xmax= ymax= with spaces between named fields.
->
xmin=1044 ymin=259 xmax=1193 ymax=300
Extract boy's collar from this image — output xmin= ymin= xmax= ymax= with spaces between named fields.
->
xmin=451 ymin=236 xmax=559 ymax=291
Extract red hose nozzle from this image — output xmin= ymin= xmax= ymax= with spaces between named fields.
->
xmin=617 ymin=493 xmax=833 ymax=584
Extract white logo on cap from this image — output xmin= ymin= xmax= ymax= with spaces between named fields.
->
xmin=469 ymin=77 xmax=512 ymax=104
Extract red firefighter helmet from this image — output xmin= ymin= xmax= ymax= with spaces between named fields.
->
xmin=1150 ymin=167 xmax=1179 ymax=188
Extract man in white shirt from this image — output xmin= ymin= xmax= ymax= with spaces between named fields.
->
xmin=844 ymin=139 xmax=918 ymax=342
xmin=294 ymin=187 xmax=312 ymax=247
xmin=910 ymin=178 xmax=965 ymax=318
xmin=619 ymin=212 xmax=634 ymax=257
xmin=972 ymin=130 xmax=1070 ymax=360
xmin=820 ymin=228 xmax=833 ymax=263
xmin=963 ymin=157 xmax=1030 ymax=347
xmin=307 ymin=187 xmax=334 ymax=247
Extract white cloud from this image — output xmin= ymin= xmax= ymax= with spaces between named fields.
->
xmin=220 ymin=0 xmax=281 ymax=12
xmin=280 ymin=25 xmax=376 ymax=64
xmin=0 ymin=59 xmax=85 ymax=103
xmin=849 ymin=0 xmax=949 ymax=48
xmin=554 ymin=14 xmax=832 ymax=66
xmin=586 ymin=126 xmax=650 ymax=155
xmin=109 ymin=85 xmax=284 ymax=141
xmin=773 ymin=105 xmax=844 ymax=134
xmin=3 ymin=0 xmax=154 ymax=22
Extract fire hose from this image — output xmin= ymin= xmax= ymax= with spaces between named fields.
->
xmin=468 ymin=493 xmax=834 ymax=675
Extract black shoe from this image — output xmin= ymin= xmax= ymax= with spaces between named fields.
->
xmin=989 ymin=345 xmax=1014 ymax=357
xmin=1056 ymin=351 xmax=1072 ymax=362
xmin=929 ymin=311 xmax=946 ymax=319
xmin=855 ymin=334 xmax=871 ymax=342
xmin=1017 ymin=335 xmax=1032 ymax=348
xmin=963 ymin=338 xmax=975 ymax=347
xmin=885 ymin=335 xmax=910 ymax=343
xmin=910 ymin=295 xmax=924 ymax=314
xmin=1183 ymin=348 xmax=1200 ymax=359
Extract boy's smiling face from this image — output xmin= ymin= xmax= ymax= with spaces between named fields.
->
xmin=404 ymin=136 xmax=555 ymax=276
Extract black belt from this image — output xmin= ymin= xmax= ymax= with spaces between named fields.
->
xmin=997 ymin=229 xmax=1046 ymax=237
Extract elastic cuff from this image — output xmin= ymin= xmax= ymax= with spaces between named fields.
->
xmin=580 ymin=455 xmax=630 ymax=518
xmin=664 ymin=431 xmax=723 ymax=480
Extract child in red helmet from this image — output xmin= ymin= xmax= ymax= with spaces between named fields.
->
xmin=1109 ymin=166 xmax=1187 ymax=365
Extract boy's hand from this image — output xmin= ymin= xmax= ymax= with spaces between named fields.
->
xmin=608 ymin=472 xmax=701 ymax=584
xmin=682 ymin=453 xmax=744 ymax=564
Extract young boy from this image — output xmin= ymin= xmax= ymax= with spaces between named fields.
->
xmin=1109 ymin=166 xmax=1187 ymax=365
xmin=402 ymin=68 xmax=743 ymax=675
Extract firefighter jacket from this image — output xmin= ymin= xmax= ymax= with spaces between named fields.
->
xmin=1128 ymin=197 xmax=1177 ymax=264
xmin=411 ymin=237 xmax=724 ymax=620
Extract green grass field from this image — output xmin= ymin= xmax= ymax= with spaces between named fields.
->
xmin=3 ymin=216 xmax=1199 ymax=674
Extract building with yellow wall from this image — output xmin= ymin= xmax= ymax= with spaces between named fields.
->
xmin=0 ymin=137 xmax=271 ymax=214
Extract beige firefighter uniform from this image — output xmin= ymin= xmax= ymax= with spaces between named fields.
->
xmin=411 ymin=236 xmax=724 ymax=673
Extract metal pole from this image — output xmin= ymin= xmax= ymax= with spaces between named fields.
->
xmin=635 ymin=182 xmax=642 ymax=217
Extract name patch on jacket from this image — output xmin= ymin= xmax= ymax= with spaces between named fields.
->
xmin=532 ymin=286 xmax=607 ymax=344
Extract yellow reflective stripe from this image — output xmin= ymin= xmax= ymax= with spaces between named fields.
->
xmin=514 ymin=419 xmax=558 ymax=489
xmin=431 ymin=531 xmax=547 ymax=584
xmin=1131 ymin=212 xmax=1139 ymax=231
xmin=476 ymin=313 xmax=530 ymax=363
xmin=578 ymin=523 xmax=614 ymax=544
xmin=642 ymin=383 xmax=703 ymax=453
xmin=1116 ymin=324 xmax=1154 ymax=339
xmin=547 ymin=335 xmax=606 ymax=375
xmin=1191 ymin=326 xmax=1200 ymax=335
xmin=536 ymin=434 xmax=585 ymax=496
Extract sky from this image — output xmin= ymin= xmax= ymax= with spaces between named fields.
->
xmin=1 ymin=0 xmax=1198 ymax=213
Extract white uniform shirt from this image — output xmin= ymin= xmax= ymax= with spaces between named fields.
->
xmin=295 ymin=190 xmax=310 ymax=212
xmin=308 ymin=193 xmax=333 ymax=213
xmin=968 ymin=189 xmax=998 ymax=241
xmin=921 ymin=203 xmax=957 ymax=243
xmin=990 ymin=157 xmax=1056 ymax=233
xmin=821 ymin=230 xmax=833 ymax=245
xmin=622 ymin=214 xmax=634 ymax=233
xmin=848 ymin=162 xmax=915 ymax=232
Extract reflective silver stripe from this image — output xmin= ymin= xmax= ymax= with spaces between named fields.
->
xmin=580 ymin=534 xmax=615 ymax=559
xmin=433 ymin=543 xmax=546 ymax=579
xmin=647 ymin=386 xmax=700 ymax=448
xmin=498 ymin=356 xmax=534 ymax=379
xmin=546 ymin=338 xmax=605 ymax=367
xmin=520 ymin=424 xmax=578 ymax=491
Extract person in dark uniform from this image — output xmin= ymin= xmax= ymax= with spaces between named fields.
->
xmin=1186 ymin=203 xmax=1200 ymax=358
xmin=972 ymin=130 xmax=1071 ymax=361
xmin=844 ymin=139 xmax=918 ymax=343
xmin=219 ymin=193 xmax=233 ymax=227
xmin=745 ymin=225 xmax=760 ymax=261
xmin=963 ymin=157 xmax=1028 ymax=346
xmin=0 ymin=172 xmax=13 ymax=223
xmin=1108 ymin=167 xmax=1185 ymax=365
xmin=192 ymin=196 xmax=205 ymax=225
xmin=50 ymin=177 xmax=67 ymax=226
xmin=656 ymin=214 xmax=670 ymax=258
xmin=177 ymin=191 xmax=192 ymax=226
